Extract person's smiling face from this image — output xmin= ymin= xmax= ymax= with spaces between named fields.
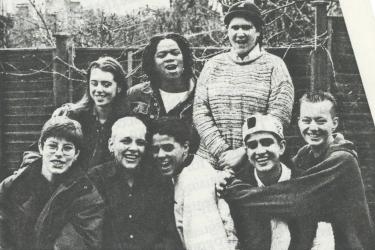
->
xmin=89 ymin=68 xmax=120 ymax=108
xmin=298 ymin=100 xmax=338 ymax=152
xmin=245 ymin=132 xmax=285 ymax=173
xmin=152 ymin=133 xmax=188 ymax=177
xmin=228 ymin=17 xmax=260 ymax=57
xmin=40 ymin=137 xmax=80 ymax=179
xmin=109 ymin=118 xmax=147 ymax=171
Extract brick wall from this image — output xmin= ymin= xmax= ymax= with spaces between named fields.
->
xmin=329 ymin=17 xmax=375 ymax=213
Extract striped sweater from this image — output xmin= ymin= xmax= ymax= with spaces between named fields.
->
xmin=193 ymin=47 xmax=294 ymax=168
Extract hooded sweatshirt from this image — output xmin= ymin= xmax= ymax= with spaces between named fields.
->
xmin=224 ymin=133 xmax=375 ymax=250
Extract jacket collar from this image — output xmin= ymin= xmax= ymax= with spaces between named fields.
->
xmin=152 ymin=78 xmax=196 ymax=115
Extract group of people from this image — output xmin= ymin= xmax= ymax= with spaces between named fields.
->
xmin=0 ymin=1 xmax=374 ymax=250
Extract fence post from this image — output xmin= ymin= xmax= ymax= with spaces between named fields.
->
xmin=127 ymin=50 xmax=133 ymax=88
xmin=310 ymin=0 xmax=330 ymax=92
xmin=0 ymin=72 xmax=3 ymax=178
xmin=53 ymin=33 xmax=72 ymax=107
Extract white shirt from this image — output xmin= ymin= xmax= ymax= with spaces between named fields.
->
xmin=159 ymin=89 xmax=189 ymax=113
xmin=254 ymin=164 xmax=335 ymax=250
xmin=255 ymin=164 xmax=291 ymax=250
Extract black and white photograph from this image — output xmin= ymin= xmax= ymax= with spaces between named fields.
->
xmin=0 ymin=0 xmax=374 ymax=249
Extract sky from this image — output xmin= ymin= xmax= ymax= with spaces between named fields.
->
xmin=2 ymin=0 xmax=170 ymax=14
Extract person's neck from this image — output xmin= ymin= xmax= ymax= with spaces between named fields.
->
xmin=41 ymin=167 xmax=54 ymax=183
xmin=121 ymin=167 xmax=136 ymax=188
xmin=311 ymin=136 xmax=334 ymax=158
xmin=159 ymin=78 xmax=188 ymax=93
xmin=236 ymin=43 xmax=258 ymax=60
xmin=95 ymin=105 xmax=111 ymax=124
xmin=172 ymin=154 xmax=190 ymax=179
xmin=256 ymin=163 xmax=282 ymax=186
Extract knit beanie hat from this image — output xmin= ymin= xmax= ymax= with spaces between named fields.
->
xmin=224 ymin=1 xmax=263 ymax=29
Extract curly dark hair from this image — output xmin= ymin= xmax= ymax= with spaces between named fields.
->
xmin=142 ymin=33 xmax=194 ymax=87
xmin=150 ymin=117 xmax=192 ymax=146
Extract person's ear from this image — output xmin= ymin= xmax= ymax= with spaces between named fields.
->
xmin=332 ymin=116 xmax=339 ymax=132
xmin=108 ymin=137 xmax=114 ymax=153
xmin=73 ymin=150 xmax=80 ymax=162
xmin=183 ymin=141 xmax=190 ymax=155
xmin=279 ymin=139 xmax=286 ymax=156
xmin=38 ymin=142 xmax=43 ymax=154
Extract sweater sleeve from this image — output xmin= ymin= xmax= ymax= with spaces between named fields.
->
xmin=193 ymin=60 xmax=230 ymax=159
xmin=268 ymin=57 xmax=294 ymax=126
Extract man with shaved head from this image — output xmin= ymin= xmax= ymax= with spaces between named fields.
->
xmin=88 ymin=116 xmax=182 ymax=250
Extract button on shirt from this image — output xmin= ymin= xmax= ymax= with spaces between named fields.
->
xmin=89 ymin=161 xmax=181 ymax=250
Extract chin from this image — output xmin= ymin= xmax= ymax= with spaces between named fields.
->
xmin=305 ymin=137 xmax=324 ymax=147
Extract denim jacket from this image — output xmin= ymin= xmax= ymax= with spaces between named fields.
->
xmin=126 ymin=80 xmax=196 ymax=123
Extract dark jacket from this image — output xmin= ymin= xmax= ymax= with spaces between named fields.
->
xmin=88 ymin=160 xmax=183 ymax=250
xmin=0 ymin=159 xmax=105 ymax=250
xmin=68 ymin=107 xmax=120 ymax=168
xmin=227 ymin=163 xmax=309 ymax=250
xmin=127 ymin=81 xmax=199 ymax=153
xmin=127 ymin=81 xmax=195 ymax=122
xmin=225 ymin=133 xmax=375 ymax=250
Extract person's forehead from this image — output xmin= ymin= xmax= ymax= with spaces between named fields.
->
xmin=152 ymin=133 xmax=177 ymax=144
xmin=112 ymin=119 xmax=147 ymax=138
xmin=44 ymin=136 xmax=75 ymax=145
xmin=156 ymin=39 xmax=181 ymax=52
xmin=90 ymin=67 xmax=114 ymax=79
xmin=300 ymin=100 xmax=333 ymax=116
xmin=246 ymin=131 xmax=277 ymax=141
xmin=228 ymin=16 xmax=254 ymax=26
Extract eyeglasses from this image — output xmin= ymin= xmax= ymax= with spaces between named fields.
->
xmin=245 ymin=138 xmax=275 ymax=149
xmin=44 ymin=143 xmax=76 ymax=155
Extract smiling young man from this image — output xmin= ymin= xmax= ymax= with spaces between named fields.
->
xmin=151 ymin=117 xmax=239 ymax=250
xmin=221 ymin=93 xmax=375 ymax=249
xmin=0 ymin=116 xmax=104 ymax=250
xmin=88 ymin=116 xmax=182 ymax=250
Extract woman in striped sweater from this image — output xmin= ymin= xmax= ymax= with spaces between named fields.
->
xmin=193 ymin=1 xmax=294 ymax=170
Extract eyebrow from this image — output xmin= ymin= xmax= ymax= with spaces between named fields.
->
xmin=156 ymin=49 xmax=180 ymax=54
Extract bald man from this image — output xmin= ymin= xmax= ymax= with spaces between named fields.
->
xmin=88 ymin=116 xmax=182 ymax=250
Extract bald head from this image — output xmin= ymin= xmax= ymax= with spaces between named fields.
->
xmin=109 ymin=116 xmax=149 ymax=170
xmin=111 ymin=116 xmax=147 ymax=139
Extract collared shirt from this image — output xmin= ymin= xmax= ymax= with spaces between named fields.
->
xmin=255 ymin=164 xmax=291 ymax=250
xmin=88 ymin=161 xmax=182 ymax=250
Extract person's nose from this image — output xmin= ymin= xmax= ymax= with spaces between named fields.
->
xmin=236 ymin=28 xmax=246 ymax=37
xmin=309 ymin=121 xmax=319 ymax=131
xmin=158 ymin=149 xmax=167 ymax=158
xmin=128 ymin=141 xmax=138 ymax=151
xmin=54 ymin=146 xmax=63 ymax=157
xmin=164 ymin=53 xmax=175 ymax=62
xmin=255 ymin=144 xmax=267 ymax=155
xmin=95 ymin=83 xmax=105 ymax=92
